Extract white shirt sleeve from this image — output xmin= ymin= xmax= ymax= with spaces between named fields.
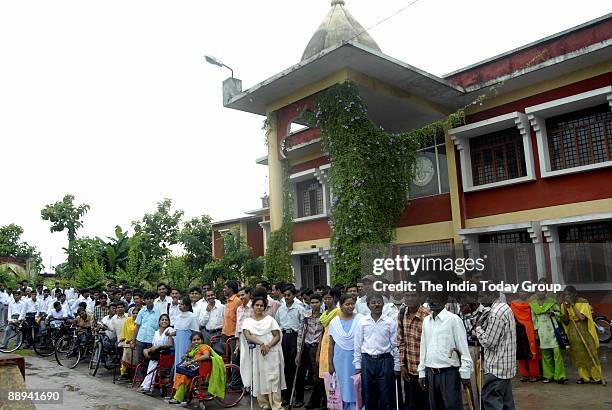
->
xmin=353 ymin=317 xmax=365 ymax=370
xmin=453 ymin=316 xmax=474 ymax=379
xmin=417 ymin=318 xmax=428 ymax=378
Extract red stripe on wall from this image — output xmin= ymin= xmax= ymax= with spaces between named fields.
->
xmin=290 ymin=156 xmax=330 ymax=173
xmin=292 ymin=218 xmax=331 ymax=242
xmin=396 ymin=194 xmax=453 ymax=227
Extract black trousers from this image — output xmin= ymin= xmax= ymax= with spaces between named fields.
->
xmin=481 ymin=373 xmax=515 ymax=410
xmin=403 ymin=373 xmax=428 ymax=410
xmin=361 ymin=353 xmax=395 ymax=410
xmin=295 ymin=343 xmax=325 ymax=405
xmin=281 ymin=331 xmax=298 ymax=403
xmin=426 ymin=367 xmax=462 ymax=410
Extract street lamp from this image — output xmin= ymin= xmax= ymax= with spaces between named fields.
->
xmin=204 ymin=55 xmax=234 ymax=78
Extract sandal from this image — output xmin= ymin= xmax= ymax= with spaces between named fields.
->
xmin=168 ymin=399 xmax=181 ymax=404
xmin=557 ymin=379 xmax=567 ymax=384
xmin=528 ymin=378 xmax=538 ymax=382
xmin=542 ymin=379 xmax=551 ymax=383
xmin=576 ymin=379 xmax=587 ymax=384
xmin=590 ymin=379 xmax=603 ymax=384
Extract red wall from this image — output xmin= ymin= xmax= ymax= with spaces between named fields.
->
xmin=445 ymin=18 xmax=612 ymax=89
xmin=290 ymin=156 xmax=330 ymax=173
xmin=293 ymin=218 xmax=331 ymax=243
xmin=397 ymin=194 xmax=453 ymax=227
xmin=460 ymin=72 xmax=612 ymax=219
xmin=246 ymin=220 xmax=265 ymax=258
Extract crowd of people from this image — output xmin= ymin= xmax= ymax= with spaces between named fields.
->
xmin=0 ymin=275 xmax=605 ymax=410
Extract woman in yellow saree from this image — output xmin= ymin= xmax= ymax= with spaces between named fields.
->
xmin=561 ymin=286 xmax=601 ymax=384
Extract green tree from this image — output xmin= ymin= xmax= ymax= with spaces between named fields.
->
xmin=179 ymin=215 xmax=213 ymax=273
xmin=132 ymin=199 xmax=184 ymax=270
xmin=73 ymin=258 xmax=106 ymax=291
xmin=163 ymin=255 xmax=200 ymax=293
xmin=41 ymin=194 xmax=90 ymax=242
xmin=0 ymin=224 xmax=44 ymax=274
xmin=97 ymin=226 xmax=130 ymax=274
xmin=41 ymin=194 xmax=90 ymax=276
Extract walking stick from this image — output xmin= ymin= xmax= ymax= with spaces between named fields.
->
xmin=249 ymin=342 xmax=255 ymax=410
xmin=288 ymin=319 xmax=308 ymax=410
xmin=450 ymin=348 xmax=475 ymax=409
xmin=395 ymin=375 xmax=400 ymax=410
xmin=569 ymin=319 xmax=607 ymax=385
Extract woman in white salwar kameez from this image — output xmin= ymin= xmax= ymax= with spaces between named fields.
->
xmin=138 ymin=314 xmax=174 ymax=393
xmin=243 ymin=296 xmax=286 ymax=410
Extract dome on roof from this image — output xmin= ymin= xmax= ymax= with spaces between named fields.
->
xmin=301 ymin=0 xmax=381 ymax=61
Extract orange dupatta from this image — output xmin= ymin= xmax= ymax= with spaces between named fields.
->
xmin=511 ymin=301 xmax=540 ymax=359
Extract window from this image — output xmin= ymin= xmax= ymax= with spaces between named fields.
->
xmin=449 ymin=111 xmax=534 ymax=192
xmin=300 ymin=254 xmax=327 ymax=288
xmin=470 ymin=127 xmax=527 ymax=186
xmin=546 ymin=104 xmax=612 ymax=171
xmin=395 ymin=241 xmax=453 ymax=281
xmin=559 ymin=221 xmax=612 ymax=284
xmin=409 ymin=130 xmax=450 ymax=198
xmin=478 ymin=231 xmax=537 ymax=284
xmin=296 ymin=179 xmax=323 ymax=218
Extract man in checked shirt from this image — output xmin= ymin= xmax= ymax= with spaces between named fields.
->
xmin=476 ymin=287 xmax=517 ymax=410
xmin=397 ymin=288 xmax=430 ymax=410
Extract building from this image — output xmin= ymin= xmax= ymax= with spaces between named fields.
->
xmin=218 ymin=1 xmax=611 ymax=315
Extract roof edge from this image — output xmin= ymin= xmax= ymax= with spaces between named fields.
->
xmin=443 ymin=13 xmax=612 ymax=78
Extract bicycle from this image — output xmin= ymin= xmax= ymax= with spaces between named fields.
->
xmin=31 ymin=318 xmax=70 ymax=357
xmin=55 ymin=325 xmax=94 ymax=369
xmin=89 ymin=326 xmax=120 ymax=376
xmin=0 ymin=315 xmax=50 ymax=355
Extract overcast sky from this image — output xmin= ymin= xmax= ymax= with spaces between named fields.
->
xmin=1 ymin=0 xmax=608 ymax=272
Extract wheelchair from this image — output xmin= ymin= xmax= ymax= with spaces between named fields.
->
xmin=131 ymin=348 xmax=175 ymax=396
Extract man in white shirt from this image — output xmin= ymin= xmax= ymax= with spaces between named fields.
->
xmin=38 ymin=288 xmax=54 ymax=318
xmin=189 ymin=287 xmax=204 ymax=316
xmin=71 ymin=288 xmax=94 ymax=314
xmin=382 ymin=293 xmax=403 ymax=320
xmin=99 ymin=304 xmax=117 ymax=341
xmin=418 ymin=290 xmax=472 ymax=410
xmin=153 ymin=283 xmax=172 ymax=315
xmin=0 ymin=283 xmax=9 ymax=327
xmin=355 ymin=276 xmax=376 ymax=316
xmin=353 ymin=293 xmax=400 ymax=410
xmin=199 ymin=289 xmax=225 ymax=347
xmin=109 ymin=303 xmax=128 ymax=342
xmin=168 ymin=288 xmax=181 ymax=326
xmin=1 ymin=290 xmax=26 ymax=349
xmin=64 ymin=285 xmax=77 ymax=303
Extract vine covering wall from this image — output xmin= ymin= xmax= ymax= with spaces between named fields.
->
xmin=306 ymin=81 xmax=465 ymax=284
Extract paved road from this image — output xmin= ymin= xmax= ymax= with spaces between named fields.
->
xmin=2 ymin=343 xmax=610 ymax=410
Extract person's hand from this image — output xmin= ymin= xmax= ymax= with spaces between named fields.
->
xmin=461 ymin=378 xmax=471 ymax=387
xmin=143 ymin=349 xmax=150 ymax=359
xmin=329 ymin=364 xmax=335 ymax=375
xmin=234 ymin=345 xmax=240 ymax=356
xmin=418 ymin=377 xmax=427 ymax=390
xmin=354 ymin=369 xmax=361 ymax=375
xmin=401 ymin=367 xmax=410 ymax=381
xmin=260 ymin=344 xmax=270 ymax=356
xmin=207 ymin=300 xmax=215 ymax=311
xmin=129 ymin=339 xmax=136 ymax=349
xmin=295 ymin=355 xmax=300 ymax=366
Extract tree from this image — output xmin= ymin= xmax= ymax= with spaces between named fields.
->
xmin=41 ymin=194 xmax=90 ymax=276
xmin=163 ymin=255 xmax=200 ymax=292
xmin=73 ymin=258 xmax=106 ymax=291
xmin=41 ymin=194 xmax=90 ymax=242
xmin=97 ymin=226 xmax=130 ymax=274
xmin=132 ymin=199 xmax=184 ymax=266
xmin=179 ymin=215 xmax=213 ymax=273
xmin=0 ymin=224 xmax=44 ymax=274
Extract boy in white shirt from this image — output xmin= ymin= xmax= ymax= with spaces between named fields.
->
xmin=1 ymin=290 xmax=26 ymax=349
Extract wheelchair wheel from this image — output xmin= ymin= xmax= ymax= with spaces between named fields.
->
xmin=131 ymin=362 xmax=146 ymax=388
xmin=594 ymin=316 xmax=611 ymax=344
xmin=215 ymin=363 xmax=245 ymax=407
xmin=0 ymin=324 xmax=24 ymax=353
xmin=89 ymin=341 xmax=103 ymax=376
xmin=33 ymin=329 xmax=56 ymax=357
xmin=55 ymin=335 xmax=81 ymax=369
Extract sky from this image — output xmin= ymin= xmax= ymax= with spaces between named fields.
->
xmin=0 ymin=0 xmax=609 ymax=272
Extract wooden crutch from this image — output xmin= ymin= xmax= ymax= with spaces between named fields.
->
xmin=570 ymin=319 xmax=607 ymax=386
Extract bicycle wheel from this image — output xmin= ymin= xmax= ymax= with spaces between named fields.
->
xmin=89 ymin=341 xmax=103 ymax=376
xmin=215 ymin=363 xmax=245 ymax=407
xmin=33 ymin=328 xmax=56 ymax=357
xmin=594 ymin=316 xmax=611 ymax=344
xmin=55 ymin=335 xmax=81 ymax=369
xmin=0 ymin=324 xmax=24 ymax=353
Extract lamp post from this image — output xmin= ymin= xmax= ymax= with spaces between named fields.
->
xmin=204 ymin=55 xmax=234 ymax=78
